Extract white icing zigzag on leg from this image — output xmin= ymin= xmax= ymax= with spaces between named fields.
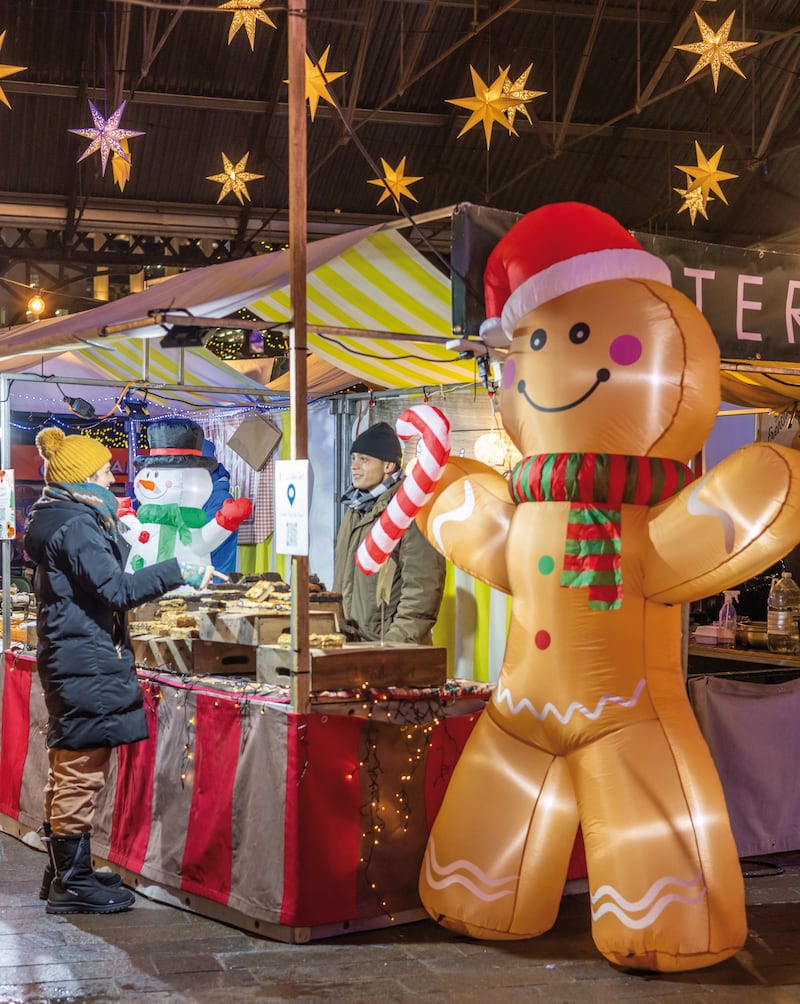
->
xmin=590 ymin=871 xmax=707 ymax=930
xmin=431 ymin=479 xmax=476 ymax=550
xmin=423 ymin=836 xmax=517 ymax=902
xmin=495 ymin=678 xmax=646 ymax=723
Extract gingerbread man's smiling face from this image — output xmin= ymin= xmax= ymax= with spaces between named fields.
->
xmin=500 ymin=277 xmax=721 ymax=462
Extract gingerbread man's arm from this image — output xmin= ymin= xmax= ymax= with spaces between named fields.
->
xmin=415 ymin=457 xmax=514 ymax=594
xmin=642 ymin=442 xmax=800 ymax=604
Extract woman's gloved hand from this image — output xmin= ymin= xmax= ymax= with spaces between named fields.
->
xmin=178 ymin=562 xmax=215 ymax=589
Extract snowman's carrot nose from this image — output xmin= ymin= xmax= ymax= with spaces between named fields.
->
xmin=356 ymin=404 xmax=450 ymax=575
xmin=138 ymin=479 xmax=156 ymax=491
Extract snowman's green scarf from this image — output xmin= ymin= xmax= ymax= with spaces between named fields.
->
xmin=136 ymin=503 xmax=208 ymax=563
xmin=508 ymin=453 xmax=693 ymax=610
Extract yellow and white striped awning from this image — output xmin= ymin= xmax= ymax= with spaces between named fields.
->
xmin=248 ymin=228 xmax=476 ymax=389
xmin=0 ymin=220 xmax=477 ymax=395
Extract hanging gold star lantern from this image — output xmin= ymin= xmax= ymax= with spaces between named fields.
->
xmin=675 ymin=142 xmax=738 ymax=207
xmin=367 ymin=157 xmax=422 ymax=210
xmin=285 ymin=45 xmax=346 ymax=121
xmin=447 ymin=66 xmax=520 ymax=149
xmin=0 ymin=30 xmax=25 ymax=109
xmin=218 ymin=0 xmax=276 ymax=50
xmin=674 ymin=181 xmax=713 ymax=225
xmin=674 ymin=12 xmax=755 ymax=92
xmin=112 ymin=139 xmax=132 ymax=192
xmin=500 ymin=63 xmax=546 ymax=128
xmin=206 ymin=151 xmax=264 ymax=204
xmin=69 ymin=100 xmax=145 ymax=176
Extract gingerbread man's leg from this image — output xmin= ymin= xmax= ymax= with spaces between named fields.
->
xmin=420 ymin=708 xmax=579 ymax=940
xmin=570 ymin=714 xmax=746 ymax=972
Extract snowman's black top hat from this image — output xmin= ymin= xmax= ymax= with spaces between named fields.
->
xmin=133 ymin=418 xmax=218 ymax=470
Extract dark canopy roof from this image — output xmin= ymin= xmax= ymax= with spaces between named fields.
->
xmin=3 ymin=0 xmax=800 ymax=268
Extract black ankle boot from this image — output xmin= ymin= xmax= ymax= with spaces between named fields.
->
xmin=46 ymin=833 xmax=135 ymax=915
xmin=38 ymin=821 xmax=123 ymax=900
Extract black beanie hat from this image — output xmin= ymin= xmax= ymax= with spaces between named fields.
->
xmin=351 ymin=422 xmax=403 ymax=465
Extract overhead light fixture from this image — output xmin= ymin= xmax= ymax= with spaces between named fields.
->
xmin=27 ymin=291 xmax=45 ymax=317
xmin=159 ymin=324 xmax=210 ymax=349
xmin=63 ymin=395 xmax=96 ymax=419
xmin=118 ymin=391 xmax=149 ymax=417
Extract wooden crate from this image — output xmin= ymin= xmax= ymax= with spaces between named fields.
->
xmin=256 ymin=642 xmax=447 ymax=691
xmin=132 ymin=636 xmax=257 ymax=676
xmin=133 ymin=635 xmax=194 ymax=674
xmin=192 ymin=640 xmax=257 ymax=675
xmin=199 ymin=609 xmax=337 ymax=647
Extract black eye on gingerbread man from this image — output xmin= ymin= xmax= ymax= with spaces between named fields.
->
xmin=569 ymin=321 xmax=590 ymax=344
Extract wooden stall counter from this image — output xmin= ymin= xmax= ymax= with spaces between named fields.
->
xmin=257 ymin=642 xmax=447 ymax=692
xmin=687 ymin=642 xmax=800 ymax=681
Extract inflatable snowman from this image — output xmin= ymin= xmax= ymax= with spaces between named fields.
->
xmin=121 ymin=418 xmax=252 ymax=572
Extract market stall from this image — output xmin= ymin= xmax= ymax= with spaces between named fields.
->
xmin=0 ymin=648 xmax=495 ymax=940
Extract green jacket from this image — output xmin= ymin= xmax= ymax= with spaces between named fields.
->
xmin=332 ymin=481 xmax=446 ymax=645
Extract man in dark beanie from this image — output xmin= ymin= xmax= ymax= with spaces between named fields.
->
xmin=333 ymin=421 xmax=445 ymax=644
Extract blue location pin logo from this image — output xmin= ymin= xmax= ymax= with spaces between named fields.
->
xmin=287 ymin=483 xmax=296 ymax=507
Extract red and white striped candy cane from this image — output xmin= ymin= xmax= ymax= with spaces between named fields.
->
xmin=356 ymin=404 xmax=451 ymax=574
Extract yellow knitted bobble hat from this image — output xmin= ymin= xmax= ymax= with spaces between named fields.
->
xmin=35 ymin=427 xmax=112 ymax=484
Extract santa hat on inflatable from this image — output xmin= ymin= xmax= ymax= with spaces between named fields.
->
xmin=479 ymin=202 xmax=672 ymax=344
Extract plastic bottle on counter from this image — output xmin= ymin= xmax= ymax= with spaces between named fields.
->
xmin=766 ymin=571 xmax=800 ymax=654
xmin=717 ymin=590 xmax=739 ymax=649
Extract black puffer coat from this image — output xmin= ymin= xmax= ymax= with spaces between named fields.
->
xmin=24 ymin=494 xmax=185 ymax=750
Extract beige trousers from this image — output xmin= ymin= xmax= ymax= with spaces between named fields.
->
xmin=45 ymin=747 xmax=111 ymax=835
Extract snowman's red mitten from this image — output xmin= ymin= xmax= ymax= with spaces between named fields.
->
xmin=117 ymin=497 xmax=136 ymax=519
xmin=215 ymin=497 xmax=252 ymax=531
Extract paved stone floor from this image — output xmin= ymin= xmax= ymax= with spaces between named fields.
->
xmin=2 ymin=832 xmax=800 ymax=1003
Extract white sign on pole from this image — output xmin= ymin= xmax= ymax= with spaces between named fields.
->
xmin=274 ymin=459 xmax=309 ymax=555
xmin=0 ymin=469 xmax=15 ymax=540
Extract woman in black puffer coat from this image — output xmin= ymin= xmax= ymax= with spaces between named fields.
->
xmin=24 ymin=427 xmax=200 ymax=917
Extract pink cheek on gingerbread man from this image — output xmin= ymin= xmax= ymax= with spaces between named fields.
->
xmin=609 ymin=333 xmax=642 ymax=366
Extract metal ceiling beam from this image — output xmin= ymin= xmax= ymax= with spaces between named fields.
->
xmin=382 ymin=1 xmax=673 ymax=23
xmin=0 ymin=77 xmax=759 ymax=149
xmin=0 ymin=196 xmax=391 ymax=242
xmin=555 ymin=0 xmax=606 ymax=151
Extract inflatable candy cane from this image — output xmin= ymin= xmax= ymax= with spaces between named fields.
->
xmin=356 ymin=404 xmax=451 ymax=574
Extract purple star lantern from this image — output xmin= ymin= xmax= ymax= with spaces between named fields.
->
xmin=69 ymin=99 xmax=145 ymax=176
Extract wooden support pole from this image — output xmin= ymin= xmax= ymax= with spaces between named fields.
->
xmin=287 ymin=0 xmax=310 ymax=713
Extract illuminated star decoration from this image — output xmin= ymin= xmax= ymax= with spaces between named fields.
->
xmin=675 ymin=142 xmax=738 ymax=207
xmin=367 ymin=157 xmax=422 ymax=210
xmin=674 ymin=12 xmax=755 ymax=92
xmin=69 ymin=100 xmax=145 ymax=176
xmin=0 ymin=30 xmax=26 ymax=109
xmin=674 ymin=181 xmax=713 ymax=225
xmin=112 ymin=138 xmax=132 ymax=192
xmin=292 ymin=45 xmax=346 ymax=121
xmin=206 ymin=151 xmax=264 ymax=204
xmin=218 ymin=0 xmax=275 ymax=50
xmin=447 ymin=66 xmax=519 ymax=149
xmin=500 ymin=63 xmax=546 ymax=128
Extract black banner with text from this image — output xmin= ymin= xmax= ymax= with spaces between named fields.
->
xmin=451 ymin=202 xmax=800 ymax=363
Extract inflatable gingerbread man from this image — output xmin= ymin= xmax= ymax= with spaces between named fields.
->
xmin=408 ymin=203 xmax=800 ymax=972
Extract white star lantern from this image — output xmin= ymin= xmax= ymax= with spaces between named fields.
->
xmin=69 ymin=100 xmax=145 ymax=176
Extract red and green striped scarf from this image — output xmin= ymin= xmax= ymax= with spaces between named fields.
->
xmin=509 ymin=453 xmax=694 ymax=610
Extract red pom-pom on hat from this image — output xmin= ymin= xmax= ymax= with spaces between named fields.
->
xmin=479 ymin=202 xmax=672 ymax=343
